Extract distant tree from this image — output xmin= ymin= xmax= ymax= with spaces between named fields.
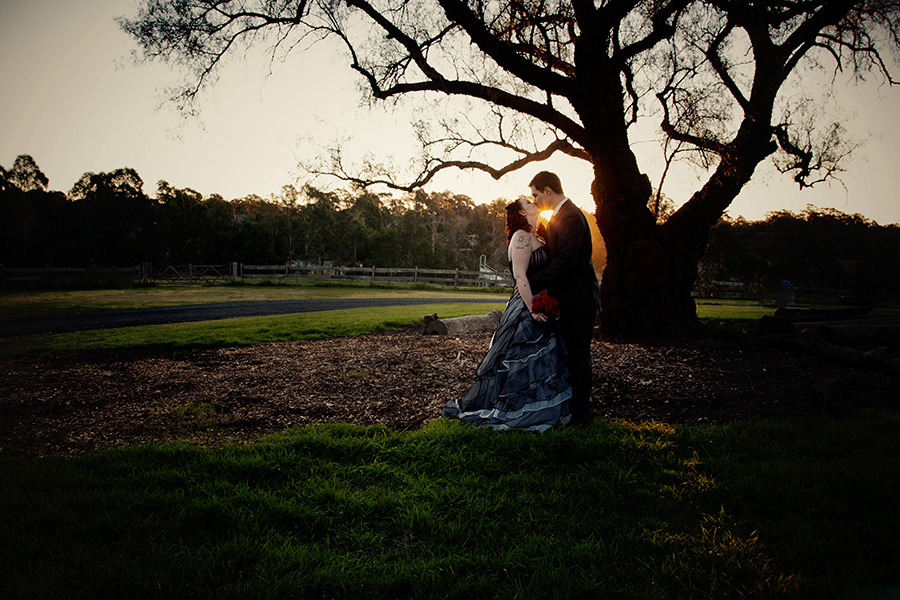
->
xmin=121 ymin=0 xmax=900 ymax=338
xmin=394 ymin=197 xmax=441 ymax=268
xmin=367 ymin=228 xmax=403 ymax=267
xmin=470 ymin=199 xmax=511 ymax=271
xmin=69 ymin=168 xmax=144 ymax=202
xmin=297 ymin=186 xmax=340 ymax=264
xmin=68 ymin=168 xmax=152 ymax=265
xmin=1 ymin=156 xmax=68 ymax=265
xmin=0 ymin=187 xmax=67 ymax=266
xmin=6 ymin=155 xmax=49 ymax=193
xmin=155 ymin=181 xmax=211 ymax=262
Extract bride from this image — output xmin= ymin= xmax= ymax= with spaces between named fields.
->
xmin=441 ymin=196 xmax=572 ymax=431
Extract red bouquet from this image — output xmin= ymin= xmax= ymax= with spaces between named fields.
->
xmin=531 ymin=292 xmax=560 ymax=317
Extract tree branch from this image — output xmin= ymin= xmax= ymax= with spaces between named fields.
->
xmin=314 ymin=137 xmax=590 ymax=192
xmin=657 ymin=92 xmax=726 ymax=155
xmin=436 ymin=0 xmax=576 ymax=96
xmin=705 ymin=20 xmax=750 ymax=112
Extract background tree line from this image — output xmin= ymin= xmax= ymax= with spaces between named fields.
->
xmin=0 ymin=155 xmax=509 ymax=273
xmin=3 ymin=154 xmax=899 ymax=303
xmin=699 ymin=208 xmax=900 ymax=303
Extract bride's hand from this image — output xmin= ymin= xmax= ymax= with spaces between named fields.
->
xmin=531 ymin=311 xmax=548 ymax=323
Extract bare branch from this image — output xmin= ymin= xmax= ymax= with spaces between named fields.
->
xmin=657 ymin=91 xmax=727 ymax=155
xmin=773 ymin=120 xmax=857 ymax=189
xmin=313 ymin=137 xmax=590 ymax=192
xmin=704 ymin=20 xmax=750 ymax=112
xmin=437 ymin=0 xmax=577 ymax=95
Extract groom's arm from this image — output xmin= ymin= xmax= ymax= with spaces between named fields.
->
xmin=528 ymin=210 xmax=587 ymax=291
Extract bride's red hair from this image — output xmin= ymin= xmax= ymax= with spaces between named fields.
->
xmin=505 ymin=198 xmax=546 ymax=244
xmin=505 ymin=199 xmax=530 ymax=243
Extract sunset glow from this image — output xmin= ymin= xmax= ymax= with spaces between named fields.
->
xmin=1 ymin=1 xmax=899 ymax=224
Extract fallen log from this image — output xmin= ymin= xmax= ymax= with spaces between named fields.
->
xmin=762 ymin=328 xmax=884 ymax=367
xmin=819 ymin=322 xmax=900 ymax=346
xmin=769 ymin=317 xmax=900 ymax=335
xmin=759 ymin=307 xmax=894 ymax=335
xmin=424 ymin=310 xmax=502 ymax=336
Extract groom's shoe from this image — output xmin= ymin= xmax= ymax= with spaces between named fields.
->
xmin=567 ymin=396 xmax=593 ymax=427
xmin=566 ymin=412 xmax=593 ymax=427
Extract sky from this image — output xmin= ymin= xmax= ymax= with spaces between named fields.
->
xmin=2 ymin=0 xmax=900 ymax=225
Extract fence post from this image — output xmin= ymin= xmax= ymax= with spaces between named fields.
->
xmin=140 ymin=262 xmax=150 ymax=284
xmin=414 ymin=266 xmax=418 ymax=284
xmin=454 ymin=268 xmax=459 ymax=287
xmin=371 ymin=266 xmax=376 ymax=284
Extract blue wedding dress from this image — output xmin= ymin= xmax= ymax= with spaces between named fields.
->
xmin=442 ymin=246 xmax=572 ymax=431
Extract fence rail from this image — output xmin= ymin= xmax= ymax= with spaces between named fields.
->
xmin=2 ymin=264 xmax=895 ymax=303
xmin=238 ymin=263 xmax=511 ymax=287
xmin=0 ymin=263 xmax=513 ymax=288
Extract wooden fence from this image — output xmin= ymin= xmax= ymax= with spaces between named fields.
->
xmin=240 ymin=264 xmax=511 ymax=287
xmin=2 ymin=263 xmax=895 ymax=303
xmin=0 ymin=263 xmax=513 ymax=288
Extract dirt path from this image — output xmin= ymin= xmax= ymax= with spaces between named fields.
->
xmin=2 ymin=326 xmax=897 ymax=458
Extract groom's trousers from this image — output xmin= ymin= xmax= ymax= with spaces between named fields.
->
xmin=560 ymin=303 xmax=598 ymax=425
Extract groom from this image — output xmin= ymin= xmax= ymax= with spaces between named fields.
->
xmin=527 ymin=171 xmax=602 ymax=426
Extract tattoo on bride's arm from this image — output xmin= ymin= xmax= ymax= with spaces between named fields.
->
xmin=513 ymin=234 xmax=531 ymax=250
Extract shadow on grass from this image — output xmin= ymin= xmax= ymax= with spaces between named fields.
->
xmin=3 ymin=414 xmax=898 ymax=599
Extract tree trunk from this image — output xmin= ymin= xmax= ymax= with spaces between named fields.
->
xmin=598 ymin=213 xmax=704 ymax=340
xmin=592 ymin=118 xmax=778 ymax=340
xmin=590 ymin=146 xmax=705 ymax=339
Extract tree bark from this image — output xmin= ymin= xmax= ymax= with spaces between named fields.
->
xmin=596 ymin=209 xmax=705 ymax=339
xmin=594 ymin=111 xmax=780 ymax=339
xmin=424 ymin=310 xmax=502 ymax=336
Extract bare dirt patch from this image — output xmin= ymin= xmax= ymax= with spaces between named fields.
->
xmin=2 ymin=326 xmax=897 ymax=457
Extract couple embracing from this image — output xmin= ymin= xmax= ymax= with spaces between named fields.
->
xmin=442 ymin=171 xmax=602 ymax=431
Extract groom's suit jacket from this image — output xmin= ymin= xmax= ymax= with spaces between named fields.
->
xmin=527 ymin=199 xmax=601 ymax=320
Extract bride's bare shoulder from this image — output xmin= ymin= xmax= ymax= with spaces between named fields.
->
xmin=509 ymin=229 xmax=534 ymax=251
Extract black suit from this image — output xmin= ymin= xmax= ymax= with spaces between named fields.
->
xmin=528 ymin=200 xmax=601 ymax=424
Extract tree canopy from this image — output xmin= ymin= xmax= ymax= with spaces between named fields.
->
xmin=120 ymin=0 xmax=900 ymax=337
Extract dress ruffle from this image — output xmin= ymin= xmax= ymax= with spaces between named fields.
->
xmin=442 ymin=293 xmax=572 ymax=432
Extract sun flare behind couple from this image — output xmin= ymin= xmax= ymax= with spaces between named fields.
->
xmin=442 ymin=171 xmax=602 ymax=431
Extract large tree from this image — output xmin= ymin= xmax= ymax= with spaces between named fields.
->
xmin=121 ymin=0 xmax=900 ymax=338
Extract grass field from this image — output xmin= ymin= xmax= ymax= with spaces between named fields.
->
xmin=0 ymin=283 xmax=511 ymax=360
xmin=0 ymin=280 xmax=510 ymax=319
xmin=1 ymin=284 xmax=896 ymax=598
xmin=2 ymin=416 xmax=898 ymax=599
xmin=0 ymin=283 xmax=774 ymax=360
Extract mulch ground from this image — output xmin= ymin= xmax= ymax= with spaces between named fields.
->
xmin=2 ymin=325 xmax=898 ymax=458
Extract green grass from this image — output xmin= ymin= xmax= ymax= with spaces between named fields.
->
xmin=0 ymin=282 xmax=509 ymax=320
xmin=2 ymin=415 xmax=898 ymax=599
xmin=0 ymin=302 xmax=507 ymax=360
xmin=696 ymin=302 xmax=777 ymax=337
xmin=2 ymin=288 xmax=898 ymax=597
xmin=695 ymin=301 xmax=776 ymax=321
xmin=0 ymin=286 xmax=776 ymax=361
